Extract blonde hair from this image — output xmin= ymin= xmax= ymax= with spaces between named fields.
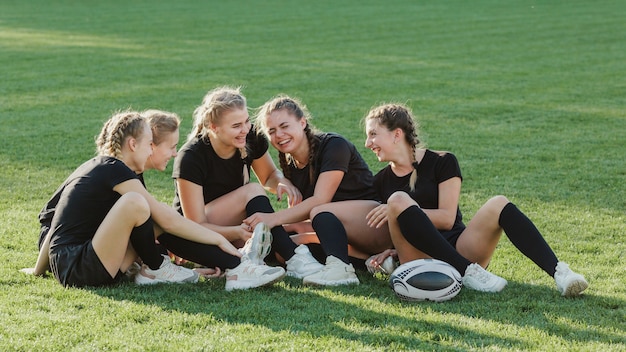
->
xmin=364 ymin=103 xmax=422 ymax=191
xmin=95 ymin=110 xmax=147 ymax=159
xmin=188 ymin=86 xmax=247 ymax=142
xmin=142 ymin=109 xmax=180 ymax=145
xmin=190 ymin=86 xmax=250 ymax=184
xmin=256 ymin=95 xmax=319 ymax=183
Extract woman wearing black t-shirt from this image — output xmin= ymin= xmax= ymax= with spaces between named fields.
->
xmin=363 ymin=103 xmax=588 ymax=297
xmin=172 ymin=87 xmax=324 ymax=285
xmin=248 ymin=95 xmax=393 ymax=286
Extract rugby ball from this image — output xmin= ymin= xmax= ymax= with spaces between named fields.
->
xmin=389 ymin=258 xmax=462 ymax=302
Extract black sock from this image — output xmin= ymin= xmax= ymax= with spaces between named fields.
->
xmin=157 ymin=233 xmax=240 ymax=270
xmin=397 ymin=206 xmax=471 ymax=275
xmin=311 ymin=212 xmax=350 ymax=264
xmin=246 ymin=195 xmax=298 ymax=260
xmin=499 ymin=203 xmax=558 ymax=276
xmin=129 ymin=217 xmax=163 ymax=270
xmin=349 ymin=257 xmax=366 ymax=271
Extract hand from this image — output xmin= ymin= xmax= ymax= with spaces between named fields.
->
xmin=194 ymin=267 xmax=224 ymax=279
xmin=366 ymin=204 xmax=389 ymax=228
xmin=19 ymin=268 xmax=36 ymax=275
xmin=244 ymin=212 xmax=279 ymax=229
xmin=276 ymin=180 xmax=302 ymax=207
xmin=366 ymin=249 xmax=398 ymax=273
xmin=234 ymin=223 xmax=253 ymax=243
xmin=218 ymin=236 xmax=242 ymax=258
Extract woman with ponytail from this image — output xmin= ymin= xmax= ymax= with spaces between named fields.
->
xmin=363 ymin=103 xmax=588 ymax=297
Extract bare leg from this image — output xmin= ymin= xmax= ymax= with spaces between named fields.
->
xmin=91 ymin=192 xmax=150 ymax=277
xmin=204 ymin=183 xmax=267 ymax=226
xmin=311 ymin=200 xmax=392 ymax=256
xmin=386 ymin=193 xmax=431 ymax=264
xmin=455 ymin=196 xmax=509 ymax=267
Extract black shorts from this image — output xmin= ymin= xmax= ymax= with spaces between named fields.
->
xmin=50 ymin=242 xmax=123 ymax=287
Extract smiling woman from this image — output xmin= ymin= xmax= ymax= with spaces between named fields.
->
xmin=161 ymin=86 xmax=324 ymax=290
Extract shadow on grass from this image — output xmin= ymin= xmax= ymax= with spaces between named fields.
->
xmin=87 ymin=272 xmax=625 ymax=350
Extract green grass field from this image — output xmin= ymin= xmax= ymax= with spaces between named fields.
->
xmin=1 ymin=0 xmax=625 ymax=350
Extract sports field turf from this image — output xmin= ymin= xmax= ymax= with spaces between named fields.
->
xmin=1 ymin=0 xmax=624 ymax=350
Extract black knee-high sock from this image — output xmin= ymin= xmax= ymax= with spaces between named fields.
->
xmin=129 ymin=217 xmax=163 ymax=270
xmin=157 ymin=233 xmax=240 ymax=270
xmin=499 ymin=203 xmax=558 ymax=276
xmin=311 ymin=212 xmax=350 ymax=264
xmin=246 ymin=195 xmax=297 ymax=260
xmin=397 ymin=206 xmax=471 ymax=275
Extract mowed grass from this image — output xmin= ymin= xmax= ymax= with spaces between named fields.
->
xmin=1 ymin=0 xmax=624 ymax=350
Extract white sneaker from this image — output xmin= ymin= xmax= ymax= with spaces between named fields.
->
xmin=240 ymin=223 xmax=273 ymax=265
xmin=225 ymin=258 xmax=286 ymax=291
xmin=462 ymin=263 xmax=507 ymax=292
xmin=286 ymin=244 xmax=325 ymax=278
xmin=303 ymin=256 xmax=359 ymax=286
xmin=366 ymin=255 xmax=398 ymax=275
xmin=135 ymin=255 xmax=199 ymax=285
xmin=554 ymin=262 xmax=588 ymax=297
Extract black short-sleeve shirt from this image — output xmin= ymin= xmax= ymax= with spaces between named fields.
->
xmin=172 ymin=126 xmax=268 ymax=212
xmin=287 ymin=133 xmax=378 ymax=202
xmin=374 ymin=149 xmax=465 ymax=237
xmin=43 ymin=156 xmax=139 ymax=251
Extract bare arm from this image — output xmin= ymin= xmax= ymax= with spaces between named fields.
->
xmin=251 ymin=152 xmax=302 ymax=206
xmin=114 ymin=179 xmax=240 ymax=257
xmin=244 ymin=170 xmax=344 ymax=228
xmin=422 ymin=177 xmax=461 ymax=231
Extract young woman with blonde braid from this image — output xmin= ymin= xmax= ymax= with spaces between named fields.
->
xmin=172 ymin=87 xmax=324 ymax=289
xmin=25 ymin=111 xmax=240 ymax=287
xmin=363 ymin=103 xmax=588 ymax=296
xmin=246 ymin=95 xmax=392 ymax=286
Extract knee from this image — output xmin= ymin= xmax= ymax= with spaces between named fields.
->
xmin=487 ymin=195 xmax=510 ymax=213
xmin=119 ymin=192 xmax=150 ymax=221
xmin=310 ymin=205 xmax=328 ymax=219
xmin=387 ymin=191 xmax=416 ymax=217
xmin=243 ymin=183 xmax=267 ymax=199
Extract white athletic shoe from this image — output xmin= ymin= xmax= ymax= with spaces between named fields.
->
xmin=303 ymin=256 xmax=359 ymax=286
xmin=135 ymin=255 xmax=199 ymax=285
xmin=554 ymin=262 xmax=588 ymax=297
xmin=240 ymin=223 xmax=273 ymax=265
xmin=365 ymin=255 xmax=398 ymax=275
xmin=286 ymin=244 xmax=325 ymax=278
xmin=225 ymin=258 xmax=286 ymax=291
xmin=462 ymin=263 xmax=507 ymax=293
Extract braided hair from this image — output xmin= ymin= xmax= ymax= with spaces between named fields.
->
xmin=256 ymin=95 xmax=319 ymax=184
xmin=364 ymin=103 xmax=422 ymax=191
xmin=95 ymin=110 xmax=147 ymax=160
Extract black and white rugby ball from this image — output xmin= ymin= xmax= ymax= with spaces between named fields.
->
xmin=389 ymin=258 xmax=462 ymax=302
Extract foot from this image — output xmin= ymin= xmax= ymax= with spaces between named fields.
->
xmin=225 ymin=258 xmax=285 ymax=291
xmin=462 ymin=263 xmax=507 ymax=293
xmin=554 ymin=262 xmax=588 ymax=297
xmin=135 ymin=255 xmax=199 ymax=285
xmin=240 ymin=223 xmax=273 ymax=265
xmin=286 ymin=244 xmax=325 ymax=278
xmin=303 ymin=256 xmax=359 ymax=286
